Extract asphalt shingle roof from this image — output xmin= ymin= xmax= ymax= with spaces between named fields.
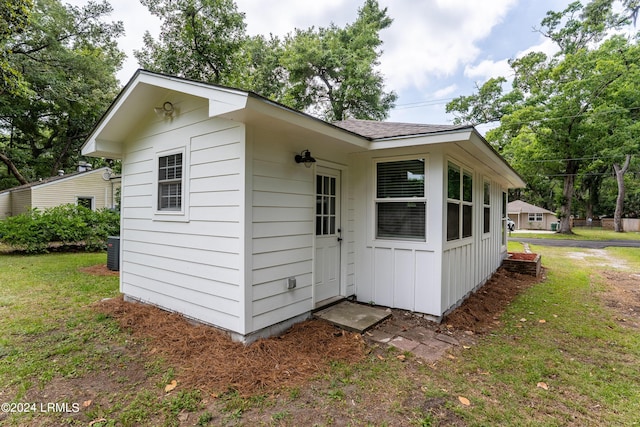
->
xmin=332 ymin=119 xmax=473 ymax=140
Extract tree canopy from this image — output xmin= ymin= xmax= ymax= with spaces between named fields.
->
xmin=134 ymin=0 xmax=246 ymax=85
xmin=447 ymin=0 xmax=640 ymax=233
xmin=0 ymin=0 xmax=124 ymax=188
xmin=135 ymin=0 xmax=396 ymax=121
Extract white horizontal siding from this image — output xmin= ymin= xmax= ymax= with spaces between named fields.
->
xmin=249 ymin=138 xmax=316 ymax=333
xmin=122 ymin=270 xmax=240 ymax=331
xmin=120 ymin=106 xmax=246 ymax=334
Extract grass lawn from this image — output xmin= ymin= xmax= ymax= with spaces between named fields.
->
xmin=1 ymin=249 xmax=639 ymax=426
xmin=510 ymin=226 xmax=640 ymax=241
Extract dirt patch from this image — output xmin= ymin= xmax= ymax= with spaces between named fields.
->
xmin=599 ymin=271 xmax=640 ymax=329
xmin=95 ymin=297 xmax=366 ymax=397
xmin=78 ymin=264 xmax=119 ymax=276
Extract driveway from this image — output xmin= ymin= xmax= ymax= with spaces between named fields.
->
xmin=510 ymin=237 xmax=640 ymax=249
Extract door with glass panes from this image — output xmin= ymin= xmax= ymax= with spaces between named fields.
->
xmin=314 ymin=167 xmax=341 ymax=303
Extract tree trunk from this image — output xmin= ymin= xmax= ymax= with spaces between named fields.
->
xmin=613 ymin=154 xmax=632 ymax=233
xmin=558 ymin=172 xmax=575 ymax=234
xmin=0 ymin=152 xmax=28 ymax=185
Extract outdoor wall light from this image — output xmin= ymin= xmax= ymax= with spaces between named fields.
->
xmin=154 ymin=101 xmax=176 ymax=119
xmin=294 ymin=149 xmax=316 ymax=168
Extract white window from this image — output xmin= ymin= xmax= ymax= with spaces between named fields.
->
xmin=447 ymin=162 xmax=473 ymax=241
xmin=158 ymin=152 xmax=183 ymax=211
xmin=375 ymin=158 xmax=426 ymax=240
xmin=528 ymin=212 xmax=543 ymax=222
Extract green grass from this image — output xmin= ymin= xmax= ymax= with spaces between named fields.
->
xmin=1 ymin=249 xmax=640 ymax=425
xmin=422 ymin=245 xmax=640 ymax=426
xmin=510 ymin=226 xmax=640 ymax=241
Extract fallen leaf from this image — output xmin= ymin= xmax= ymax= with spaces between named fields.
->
xmin=463 ymin=345 xmax=471 ymax=349
xmin=537 ymin=382 xmax=549 ymax=390
xmin=458 ymin=396 xmax=471 ymax=406
xmin=89 ymin=419 xmax=107 ymax=426
xmin=82 ymin=400 xmax=92 ymax=408
xmin=377 ymin=354 xmax=385 ymax=361
xmin=519 ymin=318 xmax=527 ymax=322
xmin=396 ymin=354 xmax=406 ymax=361
xmin=539 ymin=319 xmax=546 ymax=323
xmin=165 ymin=379 xmax=178 ymax=393
xmin=447 ymin=354 xmax=456 ymax=360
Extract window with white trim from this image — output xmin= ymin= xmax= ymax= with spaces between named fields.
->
xmin=528 ymin=212 xmax=543 ymax=222
xmin=483 ymin=181 xmax=490 ymax=234
xmin=447 ymin=162 xmax=473 ymax=241
xmin=77 ymin=196 xmax=94 ymax=210
xmin=375 ymin=158 xmax=426 ymax=240
xmin=158 ymin=152 xmax=183 ymax=211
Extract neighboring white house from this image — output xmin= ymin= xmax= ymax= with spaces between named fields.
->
xmin=507 ymin=200 xmax=557 ymax=231
xmin=81 ymin=70 xmax=526 ymax=343
xmin=0 ymin=166 xmax=119 ymax=219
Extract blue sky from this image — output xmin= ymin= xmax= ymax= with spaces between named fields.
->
xmin=72 ymin=0 xmax=575 ymax=126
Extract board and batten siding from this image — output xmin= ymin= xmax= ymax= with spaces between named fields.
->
xmin=441 ymin=167 xmax=508 ymax=314
xmin=120 ymin=95 xmax=246 ymax=334
xmin=249 ymin=134 xmax=316 ymax=332
xmin=351 ymin=147 xmax=445 ymax=317
xmin=31 ymin=169 xmax=115 ymax=210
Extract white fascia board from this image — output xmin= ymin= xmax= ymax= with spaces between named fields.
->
xmin=369 ymin=129 xmax=474 ymax=150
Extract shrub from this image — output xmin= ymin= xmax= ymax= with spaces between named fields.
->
xmin=0 ymin=204 xmax=120 ymax=253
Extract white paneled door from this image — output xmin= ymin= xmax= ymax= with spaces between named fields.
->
xmin=314 ymin=167 xmax=341 ymax=303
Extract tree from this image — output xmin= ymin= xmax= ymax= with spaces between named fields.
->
xmin=280 ymin=0 xmax=397 ymax=121
xmin=136 ymin=0 xmax=397 ymax=121
xmin=613 ymin=155 xmax=632 ymax=231
xmin=134 ymin=0 xmax=246 ymax=85
xmin=0 ymin=0 xmax=124 ymax=187
xmin=0 ymin=0 xmax=32 ymax=95
xmin=447 ymin=1 xmax=640 ymax=234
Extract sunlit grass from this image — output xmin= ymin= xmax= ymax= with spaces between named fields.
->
xmin=511 ymin=226 xmax=640 ymax=241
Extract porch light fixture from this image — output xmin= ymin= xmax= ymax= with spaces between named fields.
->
xmin=154 ymin=101 xmax=175 ymax=119
xmin=294 ymin=149 xmax=316 ymax=168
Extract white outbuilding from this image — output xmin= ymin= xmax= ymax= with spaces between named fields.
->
xmin=82 ymin=70 xmax=525 ymax=342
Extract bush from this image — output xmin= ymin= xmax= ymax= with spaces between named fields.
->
xmin=0 ymin=204 xmax=120 ymax=253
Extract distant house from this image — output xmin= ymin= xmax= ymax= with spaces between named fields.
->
xmin=0 ymin=166 xmax=119 ymax=219
xmin=507 ymin=200 xmax=557 ymax=230
xmin=81 ymin=70 xmax=525 ymax=343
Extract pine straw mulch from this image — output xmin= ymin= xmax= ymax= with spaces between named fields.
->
xmin=94 ymin=296 xmax=366 ymax=397
xmin=443 ymin=267 xmax=543 ymax=333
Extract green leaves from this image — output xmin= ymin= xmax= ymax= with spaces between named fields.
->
xmin=0 ymin=0 xmax=124 ymax=186
xmin=0 ymin=204 xmax=120 ymax=253
xmin=446 ymin=0 xmax=640 ymax=228
xmin=136 ymin=0 xmax=397 ymax=122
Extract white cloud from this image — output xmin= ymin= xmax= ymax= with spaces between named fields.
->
xmin=433 ymin=84 xmax=458 ymax=99
xmin=378 ymin=0 xmax=518 ymax=91
xmin=464 ymin=58 xmax=512 ymax=82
